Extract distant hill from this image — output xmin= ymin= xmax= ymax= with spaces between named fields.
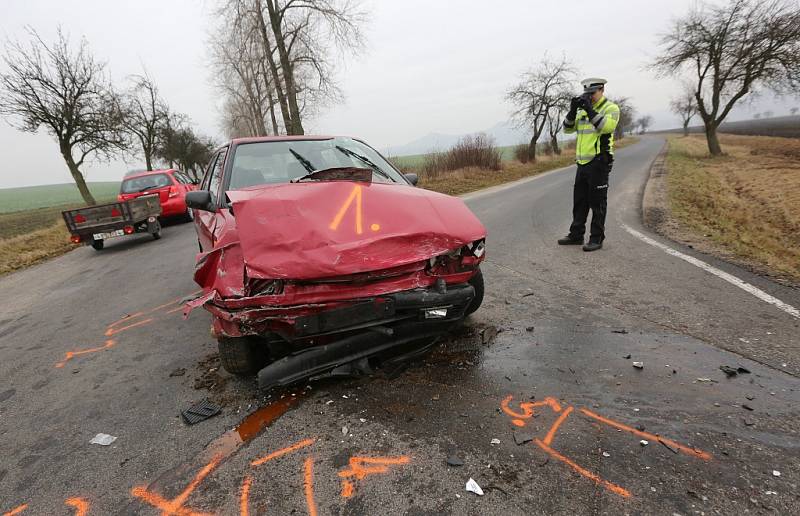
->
xmin=385 ymin=121 xmax=532 ymax=156
xmin=0 ymin=182 xmax=120 ymax=213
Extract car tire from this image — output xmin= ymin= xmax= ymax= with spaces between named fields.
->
xmin=218 ymin=336 xmax=268 ymax=375
xmin=91 ymin=239 xmax=104 ymax=251
xmin=465 ymin=268 xmax=484 ymax=315
xmin=184 ymin=209 xmax=194 ymax=223
xmin=152 ymin=230 xmax=161 ymax=240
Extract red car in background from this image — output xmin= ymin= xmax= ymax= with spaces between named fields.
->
xmin=118 ymin=169 xmax=197 ymax=222
xmin=184 ymin=136 xmax=487 ymax=390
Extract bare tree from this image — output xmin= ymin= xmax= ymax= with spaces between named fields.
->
xmin=791 ymin=107 xmax=799 ymax=115
xmin=763 ymin=110 xmax=774 ymax=118
xmin=120 ymin=73 xmax=169 ymax=170
xmin=254 ymin=0 xmax=365 ymax=135
xmin=0 ymin=28 xmax=125 ymax=205
xmin=546 ymin=93 xmax=571 ymax=155
xmin=636 ymin=115 xmax=653 ymax=134
xmin=670 ymin=86 xmax=699 ymax=136
xmin=610 ymin=97 xmax=636 ymax=139
xmin=155 ymin=116 xmax=215 ymax=181
xmin=507 ymin=57 xmax=575 ymax=161
xmin=652 ymin=0 xmax=800 ymax=155
xmin=753 ymin=112 xmax=762 ymax=119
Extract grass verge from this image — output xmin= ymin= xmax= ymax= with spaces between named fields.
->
xmin=666 ymin=134 xmax=800 ymax=280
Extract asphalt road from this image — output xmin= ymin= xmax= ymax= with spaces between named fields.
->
xmin=1 ymin=136 xmax=798 ymax=515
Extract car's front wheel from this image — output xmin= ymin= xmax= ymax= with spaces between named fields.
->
xmin=218 ymin=336 xmax=269 ymax=375
xmin=465 ymin=268 xmax=484 ymax=315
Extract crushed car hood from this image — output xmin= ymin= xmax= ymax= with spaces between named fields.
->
xmin=226 ymin=181 xmax=485 ymax=281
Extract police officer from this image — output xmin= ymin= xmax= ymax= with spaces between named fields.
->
xmin=557 ymin=78 xmax=620 ymax=251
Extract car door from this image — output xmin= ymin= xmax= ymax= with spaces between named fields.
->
xmin=196 ymin=148 xmax=228 ymax=251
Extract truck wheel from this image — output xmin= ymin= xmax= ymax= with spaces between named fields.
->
xmin=152 ymin=230 xmax=161 ymax=240
xmin=465 ymin=268 xmax=484 ymax=315
xmin=218 ymin=336 xmax=268 ymax=375
xmin=91 ymin=239 xmax=104 ymax=251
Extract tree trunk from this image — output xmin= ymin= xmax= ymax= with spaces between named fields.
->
xmin=527 ymin=133 xmax=539 ymax=162
xmin=550 ymin=134 xmax=560 ymax=155
xmin=255 ymin=0 xmax=292 ymax=134
xmin=144 ymin=149 xmax=153 ymax=171
xmin=682 ymin=120 xmax=690 ymax=137
xmin=267 ymin=89 xmax=279 ymax=135
xmin=265 ymin=0 xmax=304 ymax=135
xmin=704 ymin=122 xmax=722 ymax=155
xmin=61 ymin=145 xmax=97 ymax=205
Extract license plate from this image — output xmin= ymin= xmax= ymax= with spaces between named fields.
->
xmin=92 ymin=229 xmax=125 ymax=240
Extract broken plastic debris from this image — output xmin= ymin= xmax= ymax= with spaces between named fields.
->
xmin=342 ymin=426 xmax=348 ymax=435
xmin=696 ymin=378 xmax=713 ymax=382
xmin=632 ymin=362 xmax=644 ymax=369
xmin=446 ymin=456 xmax=464 ymax=467
xmin=181 ymin=399 xmax=221 ymax=425
xmin=514 ymin=431 xmax=534 ymax=446
xmin=90 ymin=433 xmax=117 ymax=446
xmin=720 ymin=365 xmax=739 ymax=377
xmin=640 ymin=440 xmax=649 ymax=446
xmin=772 ymin=470 xmax=781 ymax=477
xmin=466 ymin=478 xmax=484 ymax=496
xmin=490 ymin=438 xmax=500 ymax=445
xmin=359 ymin=418 xmax=367 ymax=423
xmin=602 ymin=451 xmax=611 ymax=457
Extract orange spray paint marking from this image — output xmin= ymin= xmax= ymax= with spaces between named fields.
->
xmin=542 ymin=406 xmax=573 ymax=446
xmin=304 ymin=457 xmax=318 ymax=516
xmin=3 ymin=504 xmax=27 ymax=516
xmin=104 ymin=318 xmax=154 ymax=337
xmin=131 ymin=454 xmax=222 ymax=515
xmin=579 ymin=408 xmax=712 ymax=461
xmin=250 ymin=438 xmax=316 ymax=467
xmin=338 ymin=456 xmax=411 ymax=498
xmin=534 ymin=439 xmax=631 ymax=498
xmin=329 ymin=185 xmax=364 ymax=234
xmin=501 ymin=395 xmax=563 ymax=426
xmin=65 ymin=497 xmax=89 ymax=516
xmin=239 ymin=475 xmax=252 ymax=516
xmin=55 ymin=339 xmax=116 ymax=368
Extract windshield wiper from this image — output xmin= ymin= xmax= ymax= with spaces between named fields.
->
xmin=335 ymin=146 xmax=393 ymax=182
xmin=291 ymin=166 xmax=367 ymax=183
xmin=289 ymin=148 xmax=315 ymax=173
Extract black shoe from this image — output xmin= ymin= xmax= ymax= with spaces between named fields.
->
xmin=557 ymin=235 xmax=583 ymax=245
xmin=583 ymin=241 xmax=603 ymax=252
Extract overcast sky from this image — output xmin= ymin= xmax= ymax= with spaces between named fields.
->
xmin=1 ymin=0 xmax=797 ymax=188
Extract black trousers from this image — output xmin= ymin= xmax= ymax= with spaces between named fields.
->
xmin=568 ymin=153 xmax=612 ymax=243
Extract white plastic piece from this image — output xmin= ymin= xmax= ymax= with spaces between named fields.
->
xmin=466 ymin=478 xmax=484 ymax=496
xmin=90 ymin=433 xmax=117 ymax=446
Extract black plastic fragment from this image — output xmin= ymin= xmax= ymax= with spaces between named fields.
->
xmin=182 ymin=399 xmax=221 ymax=425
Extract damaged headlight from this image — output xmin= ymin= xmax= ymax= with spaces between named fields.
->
xmin=469 ymin=239 xmax=486 ymax=258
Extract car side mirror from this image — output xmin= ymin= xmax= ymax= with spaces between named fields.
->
xmin=185 ymin=190 xmax=214 ymax=211
xmin=404 ymin=173 xmax=418 ymax=186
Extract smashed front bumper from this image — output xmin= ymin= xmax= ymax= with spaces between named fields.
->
xmin=206 ymin=281 xmax=475 ymax=341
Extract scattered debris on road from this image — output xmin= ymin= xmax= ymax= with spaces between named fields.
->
xmin=446 ymin=456 xmax=464 ymax=467
xmin=525 ymin=326 xmax=535 ymax=332
xmin=737 ymin=366 xmax=751 ymax=374
xmin=181 ymin=399 xmax=221 ymax=425
xmin=513 ymin=431 xmax=534 ymax=445
xmin=658 ymin=438 xmax=679 ymax=454
xmin=490 ymin=438 xmax=500 ymax=445
xmin=90 ymin=433 xmax=117 ymax=446
xmin=623 ymin=354 xmax=631 ymax=359
xmin=720 ymin=365 xmax=750 ymax=377
xmin=602 ymin=451 xmax=611 ymax=457
xmin=466 ymin=478 xmax=484 ymax=496
xmin=632 ymin=362 xmax=644 ymax=369
xmin=342 ymin=426 xmax=349 ymax=435
xmin=742 ymin=404 xmax=754 ymax=411
xmin=640 ymin=440 xmax=649 ymax=446
xmin=612 ymin=329 xmax=629 ymax=334
xmin=169 ymin=368 xmax=186 ymax=377
xmin=772 ymin=470 xmax=781 ymax=477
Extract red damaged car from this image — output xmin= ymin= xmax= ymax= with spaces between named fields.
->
xmin=185 ymin=136 xmax=486 ymax=389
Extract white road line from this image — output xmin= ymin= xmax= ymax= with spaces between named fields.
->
xmin=622 ymin=224 xmax=800 ymax=319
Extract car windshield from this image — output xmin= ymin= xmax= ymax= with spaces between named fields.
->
xmin=120 ymin=173 xmax=172 ymax=193
xmin=228 ymin=138 xmax=406 ymax=190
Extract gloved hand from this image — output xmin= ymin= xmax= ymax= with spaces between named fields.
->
xmin=567 ymin=96 xmax=581 ymax=119
xmin=581 ymin=95 xmax=598 ymax=118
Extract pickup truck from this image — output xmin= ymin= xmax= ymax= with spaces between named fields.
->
xmin=62 ymin=195 xmax=162 ymax=250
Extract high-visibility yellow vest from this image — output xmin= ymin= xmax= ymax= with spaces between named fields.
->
xmin=563 ymin=97 xmax=620 ymax=165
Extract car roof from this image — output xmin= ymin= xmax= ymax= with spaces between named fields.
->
xmin=124 ymin=169 xmax=177 ymax=180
